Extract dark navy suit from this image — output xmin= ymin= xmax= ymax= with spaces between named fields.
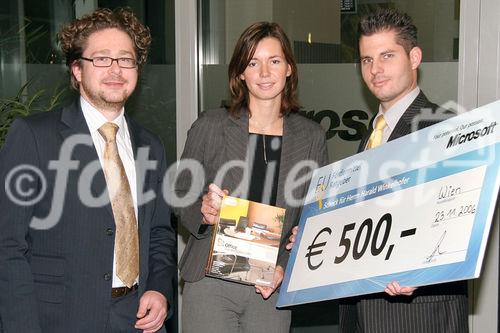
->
xmin=0 ymin=100 xmax=176 ymax=332
xmin=339 ymin=91 xmax=468 ymax=333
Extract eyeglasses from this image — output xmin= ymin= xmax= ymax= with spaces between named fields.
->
xmin=80 ymin=56 xmax=137 ymax=68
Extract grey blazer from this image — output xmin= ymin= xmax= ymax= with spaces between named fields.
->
xmin=175 ymin=108 xmax=329 ymax=282
xmin=339 ymin=91 xmax=468 ymax=333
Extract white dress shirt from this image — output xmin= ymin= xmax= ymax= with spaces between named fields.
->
xmin=370 ymin=87 xmax=421 ymax=146
xmin=80 ymin=96 xmax=138 ymax=288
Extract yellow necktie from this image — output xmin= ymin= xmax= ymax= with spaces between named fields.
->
xmin=98 ymin=122 xmax=139 ymax=288
xmin=366 ymin=115 xmax=387 ymax=149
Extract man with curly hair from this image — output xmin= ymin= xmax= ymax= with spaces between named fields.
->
xmin=0 ymin=8 xmax=175 ymax=333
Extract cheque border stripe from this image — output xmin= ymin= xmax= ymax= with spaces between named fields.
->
xmin=302 ymin=147 xmax=496 ymax=217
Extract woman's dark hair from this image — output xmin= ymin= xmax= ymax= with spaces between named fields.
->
xmin=228 ymin=22 xmax=299 ymax=116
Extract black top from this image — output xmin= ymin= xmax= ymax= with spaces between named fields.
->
xmin=248 ymin=133 xmax=282 ymax=206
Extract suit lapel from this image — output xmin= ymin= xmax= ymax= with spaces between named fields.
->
xmin=388 ymin=91 xmax=431 ymax=141
xmin=59 ymin=100 xmax=113 ymax=218
xmin=360 ymin=91 xmax=433 ymax=151
xmin=126 ymin=115 xmax=148 ymax=226
xmin=276 ymin=114 xmax=309 ymax=208
xmin=222 ymin=110 xmax=249 ymax=193
xmin=358 ymin=117 xmax=374 ymax=153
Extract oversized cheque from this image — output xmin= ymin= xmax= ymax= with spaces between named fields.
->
xmin=278 ymin=100 xmax=500 ymax=307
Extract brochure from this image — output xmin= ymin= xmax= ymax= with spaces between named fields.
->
xmin=206 ymin=196 xmax=285 ymax=286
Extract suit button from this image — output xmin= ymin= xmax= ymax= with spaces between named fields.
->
xmin=104 ymin=273 xmax=111 ymax=281
xmin=106 ymin=228 xmax=114 ymax=236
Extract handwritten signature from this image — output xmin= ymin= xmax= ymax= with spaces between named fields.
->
xmin=425 ymin=230 xmax=447 ymax=263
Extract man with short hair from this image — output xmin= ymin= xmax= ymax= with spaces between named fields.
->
xmin=339 ymin=8 xmax=468 ymax=333
xmin=0 ymin=8 xmax=176 ymax=333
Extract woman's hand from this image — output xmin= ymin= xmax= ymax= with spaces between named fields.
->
xmin=201 ymin=183 xmax=228 ymax=225
xmin=255 ymin=265 xmax=284 ymax=299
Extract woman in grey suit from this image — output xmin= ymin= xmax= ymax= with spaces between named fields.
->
xmin=175 ymin=22 xmax=329 ymax=332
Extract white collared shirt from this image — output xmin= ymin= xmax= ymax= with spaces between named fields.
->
xmin=80 ymin=96 xmax=138 ymax=288
xmin=371 ymin=87 xmax=421 ymax=145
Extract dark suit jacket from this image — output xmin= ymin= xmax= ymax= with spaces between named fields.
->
xmin=174 ymin=108 xmax=329 ymax=282
xmin=339 ymin=91 xmax=468 ymax=333
xmin=0 ymin=100 xmax=176 ymax=333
